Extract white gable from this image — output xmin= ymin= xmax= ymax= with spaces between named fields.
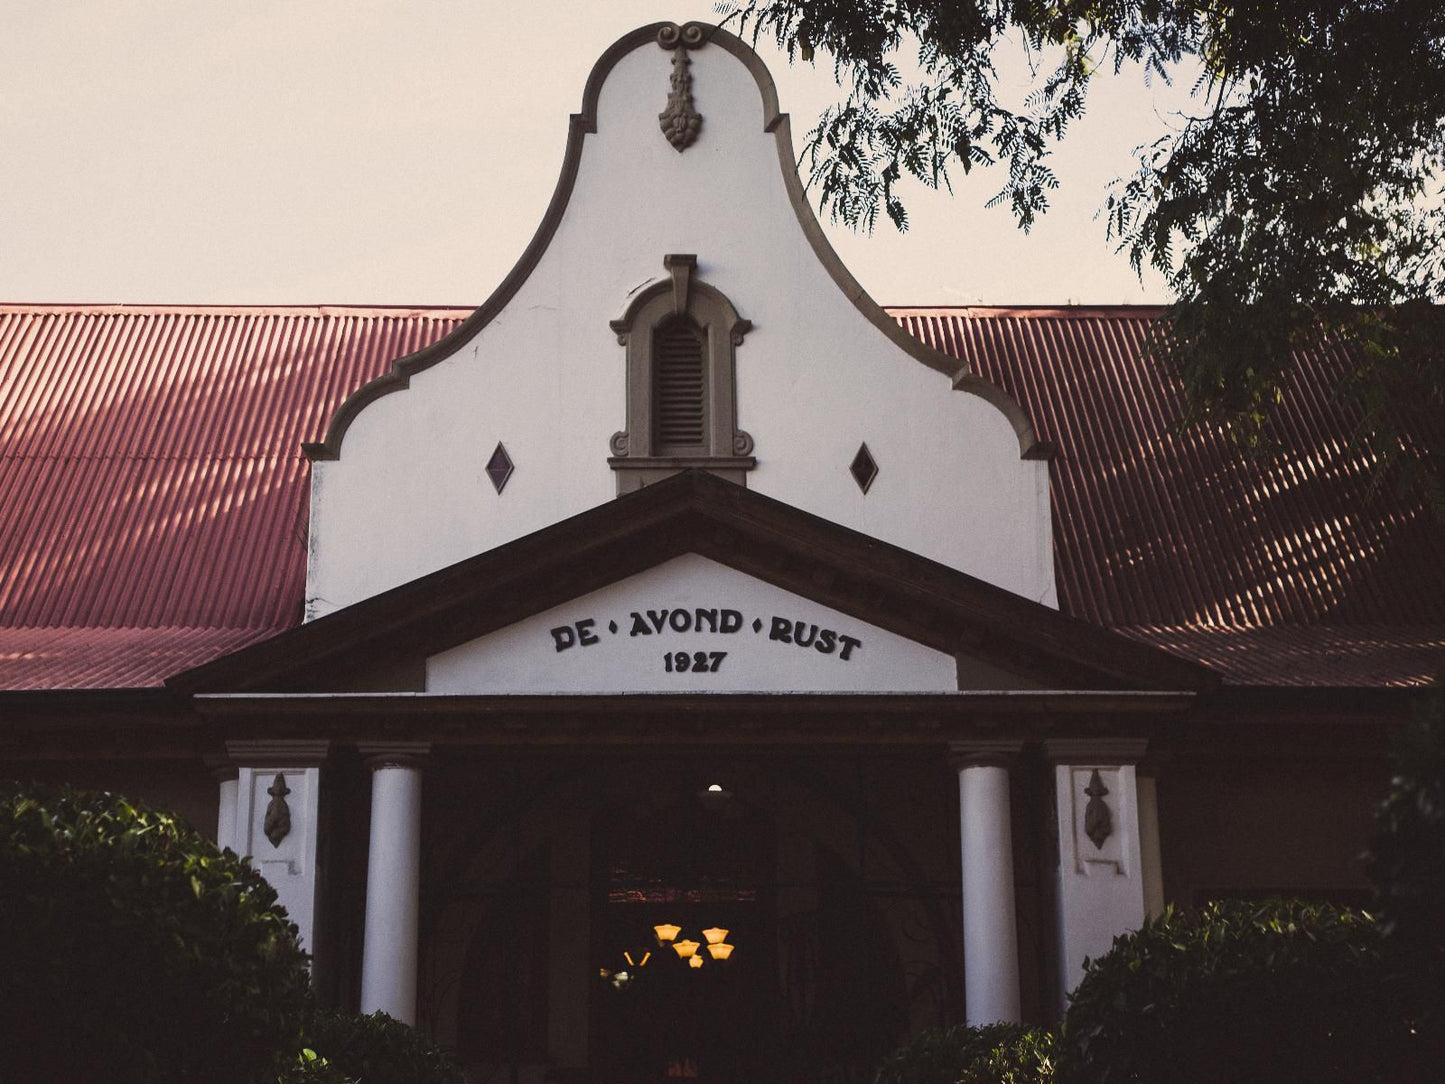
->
xmin=426 ymin=554 xmax=956 ymax=694
xmin=306 ymin=25 xmax=1054 ymax=620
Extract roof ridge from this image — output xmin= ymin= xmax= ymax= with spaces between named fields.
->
xmin=0 ymin=302 xmax=1177 ymax=318
xmin=887 ymin=304 xmax=1171 ymax=317
xmin=0 ymin=303 xmax=476 ymax=317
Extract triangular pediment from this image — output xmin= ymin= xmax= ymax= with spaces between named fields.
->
xmin=427 ymin=554 xmax=960 ymax=694
xmin=173 ymin=472 xmax=1210 ymax=695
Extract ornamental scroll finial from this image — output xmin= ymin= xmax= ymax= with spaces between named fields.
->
xmin=1083 ymin=769 xmax=1113 ymax=850
xmin=263 ymin=773 xmax=292 ymax=848
xmin=657 ymin=23 xmax=705 ymax=152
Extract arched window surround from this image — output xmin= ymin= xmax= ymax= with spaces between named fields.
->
xmin=607 ymin=254 xmax=755 ymax=494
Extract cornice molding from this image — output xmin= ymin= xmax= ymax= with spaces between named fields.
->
xmin=225 ymin=738 xmax=332 ymax=767
xmin=1043 ymin=737 xmax=1150 ymax=764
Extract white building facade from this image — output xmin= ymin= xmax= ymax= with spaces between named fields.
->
xmin=198 ymin=25 xmax=1194 ymax=1078
xmin=2 ymin=22 xmax=1414 ymax=1084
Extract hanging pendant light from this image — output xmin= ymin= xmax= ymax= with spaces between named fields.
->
xmin=701 ymin=927 xmax=729 ymax=945
xmin=688 ymin=954 xmax=705 ymax=969
xmin=653 ymin=923 xmax=681 ymax=945
xmin=672 ymin=938 xmax=700 ymax=959
xmin=706 ymin=942 xmax=734 ymax=961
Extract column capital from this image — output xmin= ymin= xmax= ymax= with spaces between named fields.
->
xmin=1043 ymin=737 xmax=1148 ymax=765
xmin=225 ymin=739 xmax=332 ymax=767
xmin=948 ymin=738 xmax=1025 ymax=771
xmin=357 ymin=741 xmax=431 ymax=770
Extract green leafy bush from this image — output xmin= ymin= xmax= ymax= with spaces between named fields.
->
xmin=874 ymin=1022 xmax=1054 ymax=1084
xmin=298 ymin=1009 xmax=466 ymax=1084
xmin=1056 ymin=898 xmax=1425 ymax=1084
xmin=960 ymin=1027 xmax=1054 ymax=1084
xmin=0 ymin=783 xmax=312 ymax=1083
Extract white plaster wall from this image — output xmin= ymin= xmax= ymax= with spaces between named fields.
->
xmin=307 ymin=34 xmax=1054 ymax=618
xmin=235 ymin=766 xmax=322 ymax=954
xmin=1054 ymin=763 xmax=1146 ymax=1003
xmin=427 ymin=554 xmax=956 ymax=693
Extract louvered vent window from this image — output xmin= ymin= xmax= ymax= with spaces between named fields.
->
xmin=652 ymin=317 xmax=707 ymax=453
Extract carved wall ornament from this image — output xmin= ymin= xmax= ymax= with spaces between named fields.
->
xmin=657 ymin=23 xmax=705 ymax=151
xmin=1083 ymin=769 xmax=1113 ymax=850
xmin=263 ymin=773 xmax=292 ymax=848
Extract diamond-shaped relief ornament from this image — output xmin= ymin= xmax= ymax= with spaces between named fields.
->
xmin=485 ymin=442 xmax=514 ymax=494
xmin=849 ymin=443 xmax=878 ymax=494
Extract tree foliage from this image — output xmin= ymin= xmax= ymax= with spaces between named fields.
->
xmin=725 ymin=2 xmax=1445 ymax=506
xmin=0 ymin=783 xmax=313 ymax=1084
xmin=1369 ymin=677 xmax=1445 ymax=1030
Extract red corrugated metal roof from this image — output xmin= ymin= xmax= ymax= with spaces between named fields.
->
xmin=894 ymin=306 xmax=1445 ymax=687
xmin=0 ymin=305 xmax=468 ymax=688
xmin=2 ymin=303 xmax=1440 ymax=689
xmin=1114 ymin=626 xmax=1445 ymax=688
xmin=0 ymin=626 xmax=276 ymax=690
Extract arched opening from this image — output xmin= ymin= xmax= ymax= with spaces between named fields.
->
xmin=607 ymin=255 xmax=755 ymax=492
xmin=589 ymin=778 xmax=776 ymax=1083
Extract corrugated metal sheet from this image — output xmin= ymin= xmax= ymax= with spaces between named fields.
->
xmin=896 ymin=307 xmax=1442 ymax=626
xmin=0 ymin=625 xmax=276 ymax=690
xmin=2 ymin=303 xmax=1441 ymax=689
xmin=0 ymin=305 xmax=467 ymax=688
xmin=1114 ymin=625 xmax=1445 ymax=688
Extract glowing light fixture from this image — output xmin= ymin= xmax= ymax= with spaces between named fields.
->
xmin=698 ymin=782 xmax=733 ymax=810
xmin=653 ymin=924 xmax=681 ymax=945
xmin=702 ymin=927 xmax=729 ymax=945
xmin=688 ymin=954 xmax=705 ymax=969
xmin=672 ymin=939 xmax=700 ymax=959
xmin=707 ymin=942 xmax=734 ymax=961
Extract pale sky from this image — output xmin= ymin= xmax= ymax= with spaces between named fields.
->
xmin=1 ymin=1 xmax=1199 ymax=306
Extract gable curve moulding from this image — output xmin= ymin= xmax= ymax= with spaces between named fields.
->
xmin=300 ymin=21 xmax=1043 ymax=463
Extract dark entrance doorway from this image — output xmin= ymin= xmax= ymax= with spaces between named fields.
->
xmin=434 ymin=755 xmax=962 ymax=1083
xmin=590 ymin=778 xmax=780 ymax=1084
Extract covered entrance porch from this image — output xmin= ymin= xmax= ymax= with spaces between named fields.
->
xmin=200 ymin=691 xmax=1188 ymax=1084
xmin=184 ymin=472 xmax=1202 ymax=1081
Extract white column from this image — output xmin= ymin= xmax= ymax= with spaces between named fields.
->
xmin=359 ymin=743 xmax=428 ymax=1024
xmin=227 ymin=739 xmax=332 ymax=959
xmin=952 ymin=741 xmax=1022 ymax=1026
xmin=215 ymin=770 xmax=238 ymax=853
xmin=1045 ymin=739 xmax=1149 ymax=1009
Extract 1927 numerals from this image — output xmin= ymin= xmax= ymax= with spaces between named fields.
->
xmin=663 ymin=651 xmax=726 ymax=673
